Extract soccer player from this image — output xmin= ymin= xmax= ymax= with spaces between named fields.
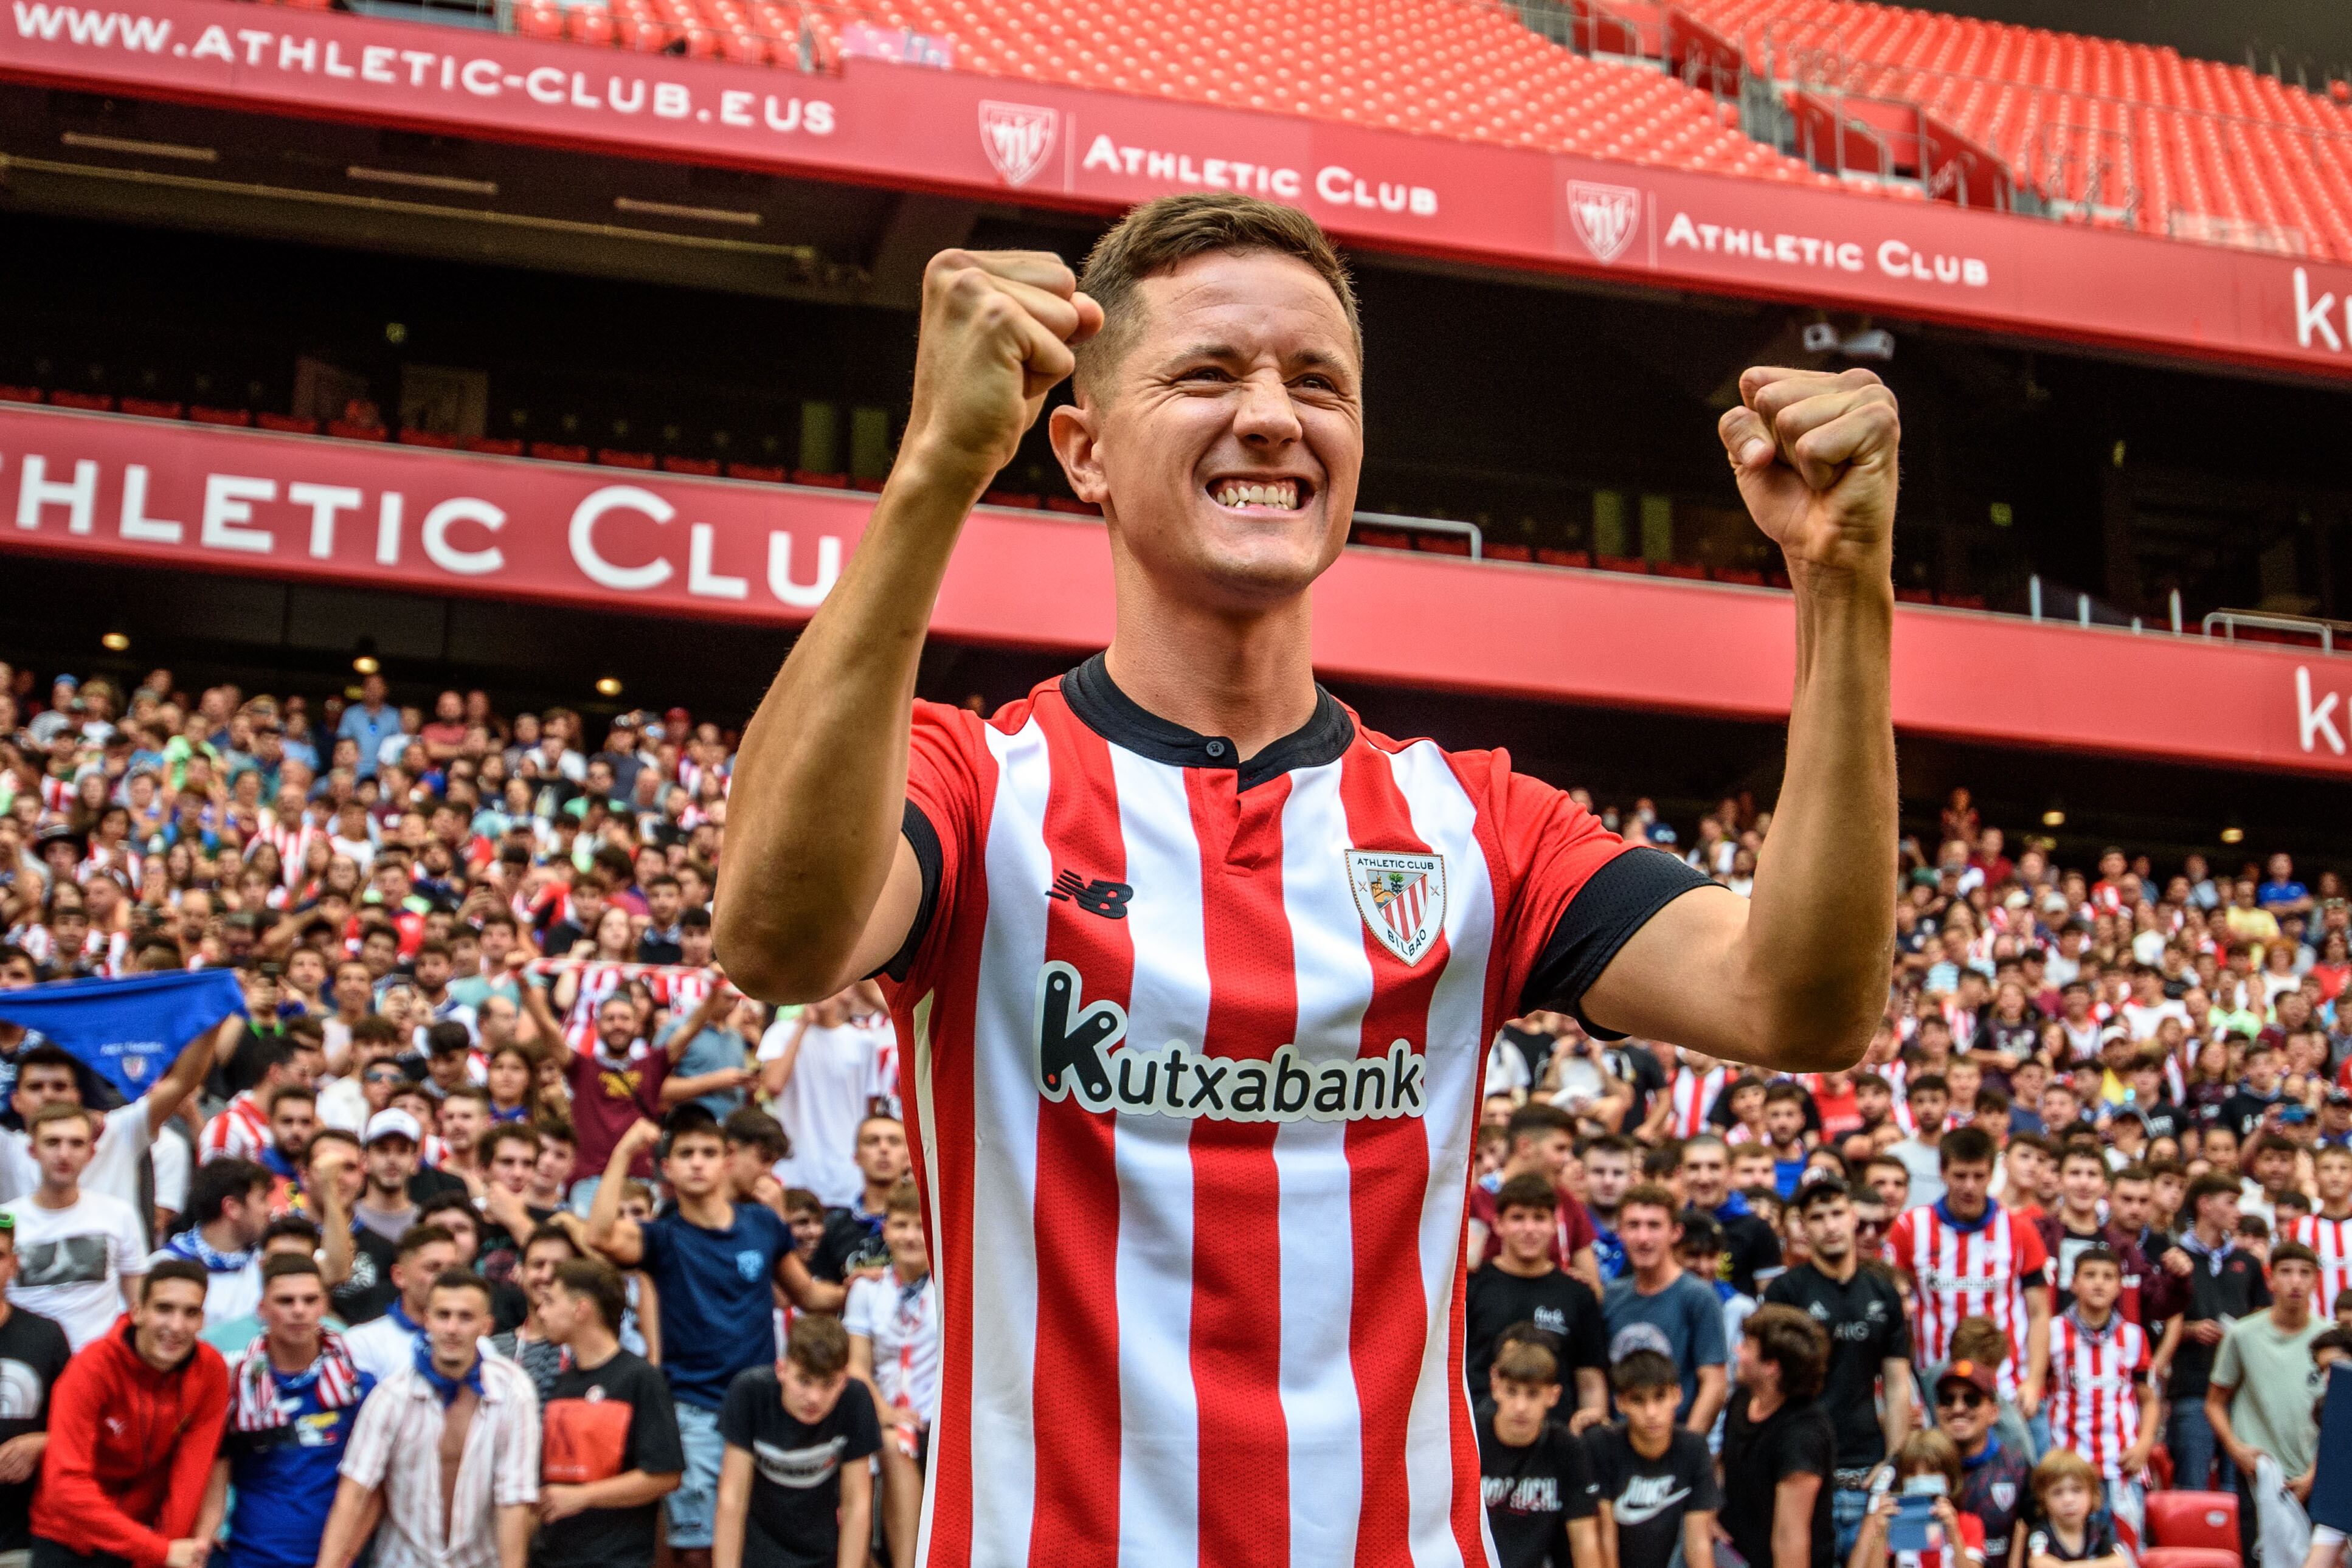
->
xmin=714 ymin=192 xmax=1901 ymax=1561
xmin=1887 ymin=1126 xmax=2052 ymax=1418
xmin=2043 ymin=1247 xmax=2156 ymax=1543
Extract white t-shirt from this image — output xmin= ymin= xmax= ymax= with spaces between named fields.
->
xmin=2 ymin=1190 xmax=149 ymax=1349
xmin=344 ymin=1310 xmax=498 ymax=1383
xmin=843 ymin=1271 xmax=942 ymax=1424
xmin=757 ymin=1018 xmax=890 ymax=1207
xmin=0 ymin=1095 xmax=156 ymax=1215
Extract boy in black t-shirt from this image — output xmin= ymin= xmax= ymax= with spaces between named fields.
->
xmin=1586 ymin=1350 xmax=1721 ymax=1568
xmin=1476 ymin=1340 xmax=1599 ymax=1568
xmin=537 ymin=1255 xmax=686 ymax=1568
xmin=716 ymin=1315 xmax=879 ymax=1568
xmin=1466 ymin=1173 xmax=1610 ymax=1425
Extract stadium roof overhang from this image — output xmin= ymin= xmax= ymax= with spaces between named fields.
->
xmin=4 ymin=400 xmax=2349 ymax=780
xmin=2 ymin=0 xmax=2352 ymax=383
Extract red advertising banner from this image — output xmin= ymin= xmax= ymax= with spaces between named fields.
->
xmin=3 ymin=0 xmax=2352 ymax=379
xmin=5 ymin=403 xmax=2350 ymax=778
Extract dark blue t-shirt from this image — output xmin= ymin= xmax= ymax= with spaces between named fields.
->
xmin=221 ymin=1362 xmax=377 ymax=1568
xmin=641 ymin=1201 xmax=797 ymax=1409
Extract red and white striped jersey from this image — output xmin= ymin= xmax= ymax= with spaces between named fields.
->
xmin=1887 ymin=1201 xmax=2050 ymax=1395
xmin=1667 ymin=1066 xmax=1728 ymax=1139
xmin=2046 ymin=1311 xmax=2149 ymax=1479
xmin=2292 ymin=1212 xmax=2352 ymax=1316
xmin=887 ymin=658 xmax=1705 ymax=1568
xmin=561 ymin=962 xmax=631 ymax=1052
xmin=200 ymin=1090 xmax=271 ymax=1163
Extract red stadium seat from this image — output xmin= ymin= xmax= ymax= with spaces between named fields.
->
xmin=463 ymin=436 xmax=525 ymax=455
xmin=119 ymin=397 xmax=182 ymax=420
xmin=2139 ymin=1551 xmax=2238 ymax=1568
xmin=189 ymin=405 xmax=253 ymax=426
xmin=2146 ymin=1493 xmax=2238 ymax=1552
xmin=257 ymin=412 xmax=319 ymax=435
xmin=50 ymin=390 xmax=112 ymax=411
xmin=529 ymin=441 xmax=591 ymax=463
xmin=725 ymin=462 xmax=787 ymax=482
xmin=0 ymin=385 xmax=40 ymax=404
xmin=598 ymin=448 xmax=657 ymax=469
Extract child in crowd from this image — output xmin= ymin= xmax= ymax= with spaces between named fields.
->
xmin=1476 ymin=1340 xmax=1599 ymax=1568
xmin=2024 ymin=1451 xmax=2133 ymax=1568
xmin=1586 ymin=1349 xmax=1719 ymax=1568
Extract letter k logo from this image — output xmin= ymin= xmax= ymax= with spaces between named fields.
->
xmin=2300 ymin=667 xmax=2345 ymax=755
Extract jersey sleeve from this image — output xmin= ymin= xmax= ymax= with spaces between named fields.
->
xmin=842 ymin=1277 xmax=881 ymax=1339
xmin=881 ymin=699 xmax=994 ymax=984
xmin=2016 ymin=1221 xmax=2050 ymax=1290
xmin=1484 ymin=762 xmax=1716 ymax=1039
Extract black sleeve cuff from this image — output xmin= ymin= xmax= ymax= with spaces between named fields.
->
xmin=1518 ymin=847 xmax=1716 ymax=1039
xmin=873 ymin=800 xmax=944 ymax=984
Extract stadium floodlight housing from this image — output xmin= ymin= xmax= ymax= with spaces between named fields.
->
xmin=100 ymin=632 xmax=130 ymax=653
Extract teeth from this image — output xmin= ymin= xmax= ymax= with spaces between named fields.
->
xmin=1212 ymin=480 xmax=1301 ymax=509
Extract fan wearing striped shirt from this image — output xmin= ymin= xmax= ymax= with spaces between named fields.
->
xmin=714 ymin=191 xmax=1903 ymax=1568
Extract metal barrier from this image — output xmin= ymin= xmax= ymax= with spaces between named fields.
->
xmin=2202 ymin=609 xmax=2352 ymax=654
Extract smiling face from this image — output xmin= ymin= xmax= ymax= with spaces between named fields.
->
xmin=1052 ymin=249 xmax=1363 ymax=612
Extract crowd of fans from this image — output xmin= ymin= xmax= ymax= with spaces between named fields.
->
xmin=0 ymin=658 xmax=2348 ymax=1568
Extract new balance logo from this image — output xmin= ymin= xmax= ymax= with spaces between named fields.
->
xmin=1031 ymin=961 xmax=1427 ymax=1124
xmin=1047 ymin=871 xmax=1132 ymax=918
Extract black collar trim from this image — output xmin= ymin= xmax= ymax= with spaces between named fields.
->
xmin=1060 ymin=652 xmax=1354 ymax=789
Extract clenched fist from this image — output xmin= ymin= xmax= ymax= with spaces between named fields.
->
xmin=904 ymin=249 xmax=1104 ymax=489
xmin=1718 ymin=367 xmax=1899 ymax=581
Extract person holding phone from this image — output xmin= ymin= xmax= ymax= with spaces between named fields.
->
xmin=1850 ymin=1431 xmax=1986 ymax=1568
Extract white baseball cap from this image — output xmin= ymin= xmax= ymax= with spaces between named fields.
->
xmin=364 ymin=1108 xmax=424 ymax=1147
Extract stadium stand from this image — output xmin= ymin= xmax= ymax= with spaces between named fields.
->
xmin=1681 ymin=0 xmax=2352 ymax=255
xmin=258 ymin=0 xmax=2352 ymax=260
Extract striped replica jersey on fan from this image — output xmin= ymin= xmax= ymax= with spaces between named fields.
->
xmin=887 ymin=655 xmax=1710 ymax=1568
xmin=1887 ymin=1200 xmax=2050 ymax=1395
xmin=2292 ymin=1213 xmax=2352 ymax=1317
xmin=1667 ymin=1066 xmax=1728 ymax=1139
xmin=2046 ymin=1310 xmax=2149 ymax=1480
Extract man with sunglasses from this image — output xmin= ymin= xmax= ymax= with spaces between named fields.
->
xmin=1936 ymin=1357 xmax=2029 ymax=1568
xmin=1765 ymin=1178 xmax=1914 ymax=1559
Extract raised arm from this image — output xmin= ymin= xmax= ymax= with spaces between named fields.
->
xmin=713 ymin=251 xmax=1099 ymax=1004
xmin=584 ymin=1121 xmax=660 ymax=1266
xmin=1581 ymin=368 xmax=1898 ymax=1074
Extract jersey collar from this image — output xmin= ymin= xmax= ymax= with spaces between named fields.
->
xmin=1061 ymin=652 xmax=1354 ymax=789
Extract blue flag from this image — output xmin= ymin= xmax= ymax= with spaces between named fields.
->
xmin=0 ymin=969 xmax=246 ymax=1100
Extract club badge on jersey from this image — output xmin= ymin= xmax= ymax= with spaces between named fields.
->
xmin=1346 ymin=849 xmax=1447 ymax=966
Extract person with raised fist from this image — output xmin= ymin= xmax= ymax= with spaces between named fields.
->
xmin=714 ymin=190 xmax=1901 ymax=1563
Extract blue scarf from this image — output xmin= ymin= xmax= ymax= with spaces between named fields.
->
xmin=411 ymin=1336 xmax=485 ymax=1407
xmin=386 ymin=1298 xmax=423 ymax=1336
xmin=161 ymin=1226 xmax=257 ymax=1275
xmin=1933 ymin=1196 xmax=2003 ymax=1235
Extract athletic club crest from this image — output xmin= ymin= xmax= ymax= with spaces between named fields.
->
xmin=1347 ymin=849 xmax=1447 ymax=966
xmin=978 ymin=101 xmax=1058 ymax=188
xmin=1566 ymin=180 xmax=1642 ymax=264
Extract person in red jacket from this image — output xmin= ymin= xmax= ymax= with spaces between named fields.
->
xmin=29 ymin=1257 xmax=227 ymax=1568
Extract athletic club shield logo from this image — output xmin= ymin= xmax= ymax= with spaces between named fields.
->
xmin=978 ymin=101 xmax=1057 ymax=188
xmin=1347 ymin=849 xmax=1447 ymax=967
xmin=1566 ymin=180 xmax=1642 ymax=264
